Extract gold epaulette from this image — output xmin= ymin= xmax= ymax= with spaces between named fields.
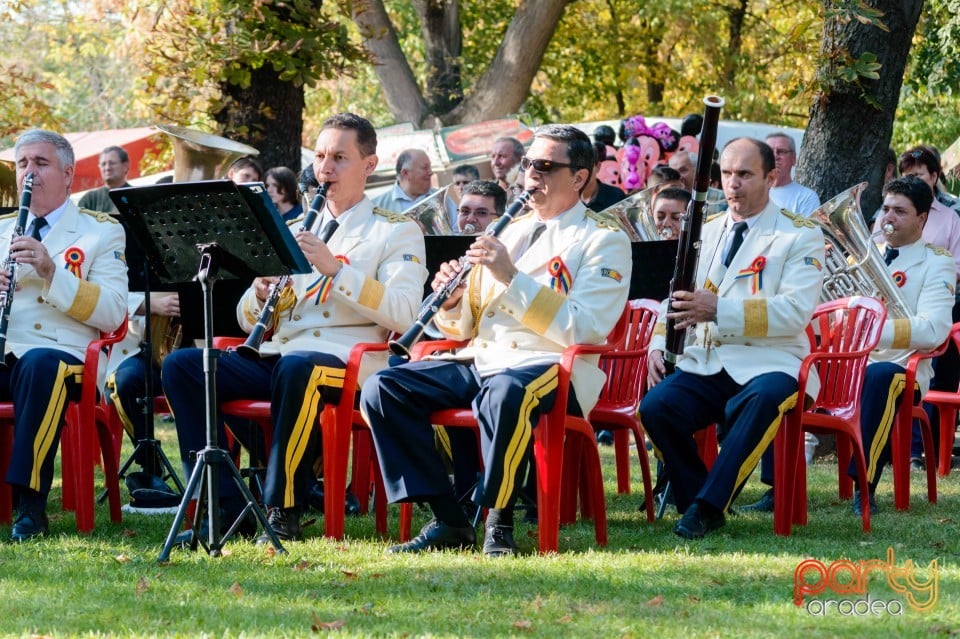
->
xmin=584 ymin=208 xmax=619 ymax=231
xmin=0 ymin=211 xmax=17 ymax=220
xmin=927 ymin=244 xmax=953 ymax=258
xmin=373 ymin=207 xmax=409 ymax=223
xmin=509 ymin=210 xmax=535 ymax=225
xmin=780 ymin=208 xmax=815 ymax=228
xmin=80 ymin=208 xmax=119 ymax=224
xmin=705 ymin=211 xmax=726 ymax=224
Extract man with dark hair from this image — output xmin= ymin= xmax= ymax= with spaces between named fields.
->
xmin=765 ymin=132 xmax=820 ymax=216
xmin=78 ymin=145 xmax=132 ymax=213
xmin=162 ymin=112 xmax=428 ymax=542
xmin=362 ymin=124 xmax=632 ymax=557
xmin=489 ymin=137 xmax=524 ymax=193
xmin=582 ymin=142 xmax=627 ymax=212
xmin=451 ymin=165 xmax=481 ymax=198
xmin=592 ymin=125 xmax=617 ymax=148
xmin=640 ymin=137 xmax=825 ymax=539
xmin=3 ymin=130 xmax=128 ymax=540
xmin=226 ymin=156 xmax=263 ymax=183
xmin=372 ymin=148 xmax=435 ymax=213
xmin=457 ymin=180 xmax=506 ymax=234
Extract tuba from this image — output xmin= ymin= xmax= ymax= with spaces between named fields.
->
xmin=597 ymin=185 xmax=662 ymax=241
xmin=0 ymin=160 xmax=16 ymax=208
xmin=807 ymin=182 xmax=910 ymax=320
xmin=400 ymin=186 xmax=455 ymax=235
xmin=147 ymin=125 xmax=261 ymax=364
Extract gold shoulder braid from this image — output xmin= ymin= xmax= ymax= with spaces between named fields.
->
xmin=0 ymin=211 xmax=16 ymax=221
xmin=80 ymin=209 xmax=120 ymax=224
xmin=927 ymin=244 xmax=953 ymax=258
xmin=373 ymin=207 xmax=409 ymax=223
xmin=585 ymin=208 xmax=619 ymax=231
xmin=780 ymin=209 xmax=815 ymax=228
xmin=468 ymin=266 xmax=484 ymax=327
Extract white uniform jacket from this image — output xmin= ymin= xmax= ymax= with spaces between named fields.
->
xmin=872 ymin=239 xmax=955 ymax=395
xmin=238 ymin=198 xmax=427 ymax=384
xmin=0 ymin=202 xmax=128 ymax=386
xmin=434 ymin=202 xmax=632 ymax=414
xmin=650 ymin=200 xmax=826 ymax=399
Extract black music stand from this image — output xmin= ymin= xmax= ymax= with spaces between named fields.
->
xmin=111 ymin=180 xmax=311 ymax=561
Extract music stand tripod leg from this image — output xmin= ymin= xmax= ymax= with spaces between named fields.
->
xmin=157 ymin=245 xmax=285 ymax=561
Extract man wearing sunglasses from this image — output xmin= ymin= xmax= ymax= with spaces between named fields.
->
xmin=362 ymin=125 xmax=632 ymax=557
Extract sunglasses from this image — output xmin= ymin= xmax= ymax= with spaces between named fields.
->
xmin=520 ymin=157 xmax=573 ymax=173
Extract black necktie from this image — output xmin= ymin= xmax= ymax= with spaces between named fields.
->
xmin=28 ymin=217 xmax=47 ymax=241
xmin=883 ymin=246 xmax=899 ymax=266
xmin=723 ymin=221 xmax=748 ymax=267
xmin=318 ymin=219 xmax=339 ymax=244
xmin=517 ymin=223 xmax=546 ymax=259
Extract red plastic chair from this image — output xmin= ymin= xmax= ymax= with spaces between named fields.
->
xmin=219 ymin=337 xmax=392 ymax=539
xmin=921 ymin=323 xmax=960 ymax=478
xmin=398 ymin=304 xmax=630 ymax=553
xmin=888 ymin=333 xmax=950 ymax=510
xmin=773 ymin=297 xmax=886 ymax=536
xmin=1 ymin=319 xmax=128 ymax=532
xmin=584 ymin=298 xmax=659 ymax=521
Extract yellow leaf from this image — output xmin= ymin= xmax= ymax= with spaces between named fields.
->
xmin=294 ymin=560 xmax=312 ymax=571
xmin=645 ymin=594 xmax=664 ymax=607
xmin=229 ymin=582 xmax=243 ymax=597
xmin=513 ymin=619 xmax=533 ymax=631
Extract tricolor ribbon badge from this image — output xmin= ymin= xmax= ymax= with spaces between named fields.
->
xmin=548 ymin=256 xmax=572 ymax=294
xmin=306 ymin=255 xmax=350 ymax=304
xmin=892 ymin=271 xmax=906 ymax=288
xmin=735 ymin=256 xmax=766 ymax=294
xmin=64 ymin=247 xmax=85 ymax=278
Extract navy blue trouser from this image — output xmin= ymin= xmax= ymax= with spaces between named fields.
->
xmin=1 ymin=348 xmax=83 ymax=497
xmin=639 ymin=368 xmax=797 ymax=513
xmin=361 ymin=360 xmax=579 ymax=510
xmin=161 ymin=347 xmax=344 ymax=507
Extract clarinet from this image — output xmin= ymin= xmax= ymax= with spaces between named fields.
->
xmin=389 ymin=187 xmax=536 ymax=359
xmin=0 ymin=172 xmax=34 ymax=363
xmin=663 ymin=96 xmax=725 ymax=374
xmin=236 ymin=182 xmax=330 ymax=359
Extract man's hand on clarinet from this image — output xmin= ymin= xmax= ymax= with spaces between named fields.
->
xmin=296 ymin=230 xmax=342 ymax=277
xmin=667 ymin=289 xmax=718 ymax=331
xmin=466 ymin=235 xmax=517 ymax=285
xmin=253 ymin=276 xmax=283 ymax=303
xmin=647 ymin=349 xmax=667 ymax=387
xmin=432 ymin=259 xmax=466 ymax=310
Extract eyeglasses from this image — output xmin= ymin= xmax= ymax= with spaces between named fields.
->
xmin=520 ymin=157 xmax=572 ymax=174
xmin=458 ymin=208 xmax=494 ymax=217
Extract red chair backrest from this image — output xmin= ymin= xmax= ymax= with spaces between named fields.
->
xmin=806 ymin=297 xmax=886 ymax=413
xmin=596 ymin=299 xmax=660 ymax=408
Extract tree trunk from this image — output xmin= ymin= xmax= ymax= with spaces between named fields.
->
xmin=214 ymin=64 xmax=305 ymax=173
xmin=796 ymin=1 xmax=924 ymax=216
xmin=352 ymin=0 xmax=429 ymax=126
xmin=444 ymin=0 xmax=569 ymax=124
xmin=415 ymin=0 xmax=463 ymax=115
xmin=723 ymin=0 xmax=749 ymax=91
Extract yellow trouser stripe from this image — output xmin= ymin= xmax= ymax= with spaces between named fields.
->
xmin=867 ymin=373 xmax=907 ymax=483
xmin=494 ymin=366 xmax=558 ymax=508
xmin=283 ymin=365 xmax=345 ymax=507
xmin=435 ymin=425 xmax=453 ymax=459
xmin=106 ymin=372 xmax=136 ymax=439
xmin=726 ymin=391 xmax=798 ymax=512
xmin=31 ymin=362 xmax=83 ymax=491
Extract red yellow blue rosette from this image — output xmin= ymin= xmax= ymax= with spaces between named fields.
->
xmin=734 ymin=256 xmax=766 ymax=294
xmin=548 ymin=256 xmax=572 ymax=294
xmin=63 ymin=247 xmax=85 ymax=278
xmin=305 ymin=255 xmax=350 ymax=304
xmin=892 ymin=271 xmax=906 ymax=288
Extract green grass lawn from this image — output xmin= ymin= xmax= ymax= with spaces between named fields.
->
xmin=0 ymin=422 xmax=957 ymax=638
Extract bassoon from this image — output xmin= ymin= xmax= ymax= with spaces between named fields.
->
xmin=663 ymin=96 xmax=725 ymax=373
xmin=237 ymin=182 xmax=330 ymax=359
xmin=0 ymin=172 xmax=34 ymax=363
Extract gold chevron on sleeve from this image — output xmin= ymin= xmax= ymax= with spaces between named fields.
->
xmin=358 ymin=277 xmax=385 ymax=309
xmin=891 ymin=319 xmax=912 ymax=350
xmin=522 ymin=287 xmax=565 ymax=334
xmin=66 ymin=280 xmax=100 ymax=322
xmin=743 ymin=299 xmax=768 ymax=337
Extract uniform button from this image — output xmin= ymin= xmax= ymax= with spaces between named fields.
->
xmin=293 ymin=314 xmax=302 ymax=321
xmin=36 ymin=296 xmax=43 ymax=303
xmin=322 ymin=311 xmax=330 ymax=318
xmin=744 ymin=341 xmax=752 ymax=346
xmin=480 ymin=342 xmax=487 ymax=348
xmin=338 ymin=286 xmax=345 ymax=291
xmin=313 ymin=330 xmax=320 ymax=337
xmin=121 ymin=349 xmax=129 ymax=355
xmin=509 ymin=341 xmax=517 ymax=349
xmin=280 ymin=337 xmax=289 ymax=344
xmin=713 ymin=340 xmax=722 ymax=346
xmin=34 ymin=323 xmax=41 ymax=330
xmin=486 ymin=311 xmax=494 ymax=318
xmin=346 ymin=291 xmax=351 ymax=296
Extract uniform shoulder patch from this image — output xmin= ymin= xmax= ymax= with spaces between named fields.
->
xmin=80 ymin=209 xmax=119 ymax=224
xmin=927 ymin=244 xmax=953 ymax=258
xmin=584 ymin=208 xmax=619 ymax=231
xmin=780 ymin=208 xmax=815 ymax=228
xmin=373 ymin=207 xmax=409 ymax=223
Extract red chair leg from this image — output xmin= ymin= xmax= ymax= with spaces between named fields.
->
xmin=322 ymin=406 xmax=351 ymax=539
xmin=97 ymin=418 xmax=123 ymax=523
xmin=399 ymin=502 xmax=413 ymax=541
xmin=533 ymin=416 xmax=564 ymax=554
xmin=633 ymin=426 xmax=654 ymax=522
xmin=917 ymin=410 xmax=937 ymax=505
xmin=560 ymin=433 xmax=582 ymax=525
xmin=938 ymin=407 xmax=957 ymax=477
xmin=613 ymin=428 xmax=631 ymax=494
xmin=351 ymin=430 xmax=372 ymax=515
xmin=836 ymin=436 xmax=853 ymax=500
xmin=891 ymin=408 xmax=912 ymax=511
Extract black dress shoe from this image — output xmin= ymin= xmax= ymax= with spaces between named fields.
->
xmin=257 ymin=506 xmax=302 ymax=544
xmin=387 ymin=519 xmax=476 ymax=553
xmin=175 ymin=499 xmax=258 ymax=546
xmin=482 ymin=525 xmax=517 ymax=557
xmin=10 ymin=509 xmax=49 ymax=542
xmin=740 ymin=488 xmax=774 ymax=513
xmin=851 ymin=491 xmax=878 ymax=516
xmin=674 ymin=502 xmax=725 ymax=540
